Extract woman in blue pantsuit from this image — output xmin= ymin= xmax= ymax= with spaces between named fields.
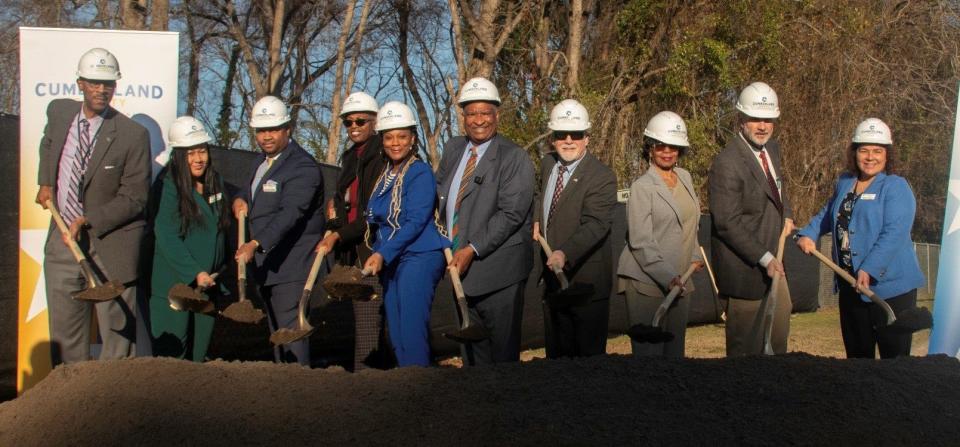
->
xmin=363 ymin=101 xmax=449 ymax=367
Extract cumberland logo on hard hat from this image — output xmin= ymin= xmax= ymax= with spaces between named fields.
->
xmin=752 ymin=96 xmax=776 ymax=110
xmin=89 ymin=58 xmax=117 ymax=73
xmin=861 ymin=124 xmax=885 ymax=136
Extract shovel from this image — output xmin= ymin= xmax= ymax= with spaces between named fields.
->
xmin=222 ymin=211 xmax=265 ymax=324
xmin=797 ymin=236 xmax=932 ymax=333
xmin=168 ymin=272 xmax=220 ymax=314
xmin=535 ymin=231 xmax=595 ymax=303
xmin=269 ymin=232 xmax=331 ymax=346
xmin=760 ymin=221 xmax=792 ymax=355
xmin=442 ymin=247 xmax=490 ymax=343
xmin=45 ymin=200 xmax=125 ymax=302
xmin=323 ymin=264 xmax=379 ymax=301
xmin=627 ymin=264 xmax=698 ymax=344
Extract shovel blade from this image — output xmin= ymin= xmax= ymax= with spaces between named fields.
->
xmin=222 ymin=300 xmax=265 ymax=324
xmin=323 ymin=265 xmax=380 ymax=301
xmin=884 ymin=307 xmax=933 ymax=334
xmin=168 ymin=283 xmax=203 ymax=302
xmin=71 ymin=280 xmax=125 ymax=302
xmin=270 ymin=326 xmax=315 ymax=346
xmin=443 ymin=324 xmax=490 ymax=343
xmin=627 ymin=323 xmax=675 ymax=344
xmin=546 ymin=282 xmax=595 ymax=307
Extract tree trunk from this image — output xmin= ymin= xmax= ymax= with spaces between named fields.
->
xmin=566 ymin=0 xmax=583 ymax=93
xmin=150 ymin=0 xmax=169 ymax=31
xmin=120 ymin=0 xmax=148 ymax=30
xmin=216 ymin=45 xmax=241 ymax=147
xmin=325 ymin=0 xmax=359 ymax=164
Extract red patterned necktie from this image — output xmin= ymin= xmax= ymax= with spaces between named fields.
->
xmin=450 ymin=146 xmax=478 ymax=250
xmin=758 ymin=150 xmax=783 ymax=212
xmin=547 ymin=164 xmax=567 ymax=228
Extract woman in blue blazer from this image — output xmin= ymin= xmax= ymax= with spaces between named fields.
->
xmin=797 ymin=118 xmax=924 ymax=358
xmin=362 ymin=102 xmax=449 ymax=367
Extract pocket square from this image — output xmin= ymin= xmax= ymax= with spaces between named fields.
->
xmin=104 ymin=165 xmax=116 ymax=170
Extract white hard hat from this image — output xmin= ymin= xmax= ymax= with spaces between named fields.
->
xmin=76 ymin=48 xmax=121 ymax=81
xmin=375 ymin=101 xmax=417 ymax=132
xmin=643 ymin=111 xmax=690 ymax=147
xmin=735 ymin=81 xmax=780 ymax=119
xmin=852 ymin=118 xmax=893 ymax=145
xmin=548 ymin=99 xmax=591 ymax=132
xmin=340 ymin=92 xmax=379 ymax=117
xmin=249 ymin=96 xmax=291 ymax=128
xmin=168 ymin=116 xmax=212 ymax=148
xmin=458 ymin=77 xmax=501 ymax=106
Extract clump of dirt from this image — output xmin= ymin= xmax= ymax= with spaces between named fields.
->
xmin=322 ymin=265 xmax=379 ymax=301
xmin=1 ymin=353 xmax=958 ymax=445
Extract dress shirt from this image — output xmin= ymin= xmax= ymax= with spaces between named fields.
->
xmin=542 ymin=154 xmax=584 ymax=232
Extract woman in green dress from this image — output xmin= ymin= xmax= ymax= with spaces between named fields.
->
xmin=150 ymin=116 xmax=230 ymax=361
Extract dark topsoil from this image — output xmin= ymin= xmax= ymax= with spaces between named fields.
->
xmin=0 ymin=353 xmax=958 ymax=446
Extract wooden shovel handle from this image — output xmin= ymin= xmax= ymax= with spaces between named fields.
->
xmin=305 ymin=231 xmax=333 ymax=292
xmin=801 ymin=239 xmax=896 ymax=325
xmin=443 ymin=248 xmax=466 ymax=299
xmin=535 ymin=231 xmax=570 ymax=289
xmin=237 ymin=210 xmax=247 ymax=281
xmin=45 ymin=199 xmax=86 ymax=264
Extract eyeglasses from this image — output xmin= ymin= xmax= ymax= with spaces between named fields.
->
xmin=342 ymin=118 xmax=371 ymax=128
xmin=553 ymin=131 xmax=586 ymax=141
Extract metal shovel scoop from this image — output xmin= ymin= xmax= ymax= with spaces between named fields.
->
xmin=168 ymin=272 xmax=220 ymax=314
xmin=323 ymin=265 xmax=379 ymax=301
xmin=46 ymin=200 xmax=125 ymax=302
xmin=760 ymin=222 xmax=792 ymax=355
xmin=222 ymin=211 xmax=265 ymax=324
xmin=628 ymin=263 xmax=699 ymax=344
xmin=269 ymin=232 xmax=331 ymax=346
xmin=442 ymin=248 xmax=490 ymax=343
xmin=535 ymin=232 xmax=595 ymax=304
xmin=799 ymin=236 xmax=932 ymax=334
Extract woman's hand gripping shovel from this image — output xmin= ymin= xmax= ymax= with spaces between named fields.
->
xmin=46 ymin=200 xmax=125 ymax=302
xmin=794 ymin=234 xmax=932 ymax=334
xmin=442 ymin=248 xmax=490 ymax=343
xmin=222 ymin=210 xmax=265 ymax=324
xmin=627 ymin=264 xmax=698 ymax=344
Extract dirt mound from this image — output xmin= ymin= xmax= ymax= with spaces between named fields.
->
xmin=1 ymin=354 xmax=959 ymax=445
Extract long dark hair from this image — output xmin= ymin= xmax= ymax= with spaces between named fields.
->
xmin=845 ymin=143 xmax=896 ymax=176
xmin=167 ymin=146 xmax=230 ymax=238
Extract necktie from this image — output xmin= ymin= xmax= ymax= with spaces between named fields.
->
xmin=758 ymin=150 xmax=783 ymax=212
xmin=547 ymin=164 xmax=567 ymax=228
xmin=62 ymin=118 xmax=92 ymax=225
xmin=450 ymin=146 xmax=477 ymax=250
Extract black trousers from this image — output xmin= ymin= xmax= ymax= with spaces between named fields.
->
xmin=543 ymin=296 xmax=609 ymax=359
xmin=460 ymin=281 xmax=525 ymax=366
xmin=838 ymin=282 xmax=915 ymax=359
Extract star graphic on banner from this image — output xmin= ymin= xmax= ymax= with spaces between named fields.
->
xmin=949 ymin=179 xmax=960 ymax=236
xmin=20 ymin=229 xmax=48 ymax=322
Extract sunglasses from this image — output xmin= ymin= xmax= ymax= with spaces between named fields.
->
xmin=553 ymin=131 xmax=586 ymax=141
xmin=342 ymin=118 xmax=371 ymax=128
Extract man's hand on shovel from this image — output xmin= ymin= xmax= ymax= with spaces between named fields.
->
xmin=449 ymin=247 xmax=475 ymax=277
xmin=546 ymin=250 xmax=566 ymax=272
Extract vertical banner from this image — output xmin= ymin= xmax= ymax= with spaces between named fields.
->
xmin=18 ymin=27 xmax=178 ymax=392
xmin=929 ymin=82 xmax=960 ymax=356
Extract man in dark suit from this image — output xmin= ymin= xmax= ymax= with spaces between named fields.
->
xmin=437 ymin=77 xmax=535 ymax=365
xmin=233 ymin=96 xmax=324 ymax=366
xmin=533 ymin=99 xmax=617 ymax=358
xmin=35 ymin=48 xmax=151 ymax=364
xmin=708 ymin=82 xmax=794 ymax=357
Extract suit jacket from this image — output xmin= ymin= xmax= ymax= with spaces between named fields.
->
xmin=708 ymin=134 xmax=793 ymax=299
xmin=38 ymin=98 xmax=151 ymax=284
xmin=330 ymin=136 xmax=386 ymax=265
xmin=238 ymin=140 xmax=325 ymax=286
xmin=436 ymin=134 xmax=535 ymax=296
xmin=534 ymin=152 xmax=617 ymax=301
xmin=798 ymin=172 xmax=924 ymax=301
xmin=617 ymin=167 xmax=703 ymax=294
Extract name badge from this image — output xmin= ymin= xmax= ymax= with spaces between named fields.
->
xmin=861 ymin=193 xmax=877 ymax=200
xmin=263 ymin=180 xmax=279 ymax=193
xmin=208 ymin=192 xmax=222 ymax=204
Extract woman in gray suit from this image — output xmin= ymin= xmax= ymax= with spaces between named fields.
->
xmin=617 ymin=111 xmax=704 ymax=357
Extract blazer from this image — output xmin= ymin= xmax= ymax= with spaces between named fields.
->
xmin=617 ymin=166 xmax=703 ymax=294
xmin=38 ymin=98 xmax=151 ymax=284
xmin=367 ymin=159 xmax=449 ymax=265
xmin=798 ymin=172 xmax=924 ymax=301
xmin=707 ymin=134 xmax=793 ymax=300
xmin=534 ymin=152 xmax=617 ymax=300
xmin=330 ymin=136 xmax=386 ymax=265
xmin=238 ymin=140 xmax=325 ymax=286
xmin=436 ymin=134 xmax=535 ymax=296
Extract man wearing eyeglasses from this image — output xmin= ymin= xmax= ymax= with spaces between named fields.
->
xmin=35 ymin=47 xmax=151 ymax=364
xmin=437 ymin=77 xmax=535 ymax=365
xmin=315 ymin=92 xmax=391 ymax=370
xmin=532 ymin=99 xmax=617 ymax=358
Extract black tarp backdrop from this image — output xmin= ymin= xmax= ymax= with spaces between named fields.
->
xmin=0 ymin=114 xmax=822 ymax=386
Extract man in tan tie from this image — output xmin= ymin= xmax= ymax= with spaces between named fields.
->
xmin=708 ymin=81 xmax=794 ymax=357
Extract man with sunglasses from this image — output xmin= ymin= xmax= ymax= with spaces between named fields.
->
xmin=233 ymin=95 xmax=325 ymax=366
xmin=708 ymin=82 xmax=794 ymax=357
xmin=533 ymin=99 xmax=617 ymax=358
xmin=35 ymin=47 xmax=151 ymax=364
xmin=315 ymin=92 xmax=391 ymax=370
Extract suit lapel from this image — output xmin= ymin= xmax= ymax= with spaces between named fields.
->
xmin=459 ymin=137 xmax=497 ymax=203
xmin=552 ymin=153 xmax=590 ymax=211
xmin=438 ymin=142 xmax=466 ymax=213
xmin=649 ymin=169 xmax=682 ymax=225
xmin=82 ymin=109 xmax=117 ymax=190
xmin=734 ymin=135 xmax=777 ymax=204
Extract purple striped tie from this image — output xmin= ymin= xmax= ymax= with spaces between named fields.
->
xmin=62 ymin=119 xmax=92 ymax=225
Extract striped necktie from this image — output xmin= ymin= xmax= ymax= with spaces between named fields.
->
xmin=450 ymin=146 xmax=477 ymax=250
xmin=547 ymin=164 xmax=567 ymax=228
xmin=62 ymin=118 xmax=92 ymax=225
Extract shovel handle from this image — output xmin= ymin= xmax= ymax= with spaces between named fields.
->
xmin=803 ymin=243 xmax=896 ymax=325
xmin=652 ymin=263 xmax=698 ymax=327
xmin=46 ymin=200 xmax=98 ymax=288
xmin=535 ymin=231 xmax=570 ymax=290
xmin=443 ymin=248 xmax=466 ymax=300
xmin=237 ymin=211 xmax=248 ymax=302
xmin=761 ymin=221 xmax=793 ymax=355
xmin=295 ymin=231 xmax=332 ymax=327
